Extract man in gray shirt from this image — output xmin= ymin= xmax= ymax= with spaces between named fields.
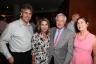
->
xmin=0 ymin=4 xmax=33 ymax=64
xmin=67 ymin=13 xmax=80 ymax=33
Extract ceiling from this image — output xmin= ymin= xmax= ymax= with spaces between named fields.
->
xmin=0 ymin=0 xmax=65 ymax=13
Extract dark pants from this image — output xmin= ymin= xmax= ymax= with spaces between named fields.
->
xmin=11 ymin=50 xmax=32 ymax=64
xmin=49 ymin=56 xmax=54 ymax=64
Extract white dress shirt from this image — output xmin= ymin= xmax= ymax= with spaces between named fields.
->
xmin=0 ymin=19 xmax=33 ymax=59
xmin=54 ymin=28 xmax=64 ymax=43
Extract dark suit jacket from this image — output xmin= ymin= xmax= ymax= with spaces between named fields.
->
xmin=49 ymin=27 xmax=75 ymax=64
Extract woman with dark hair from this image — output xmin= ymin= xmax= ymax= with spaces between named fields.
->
xmin=70 ymin=17 xmax=96 ymax=64
xmin=32 ymin=18 xmax=50 ymax=64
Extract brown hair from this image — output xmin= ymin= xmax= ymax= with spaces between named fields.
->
xmin=37 ymin=18 xmax=50 ymax=35
xmin=75 ymin=17 xmax=89 ymax=33
xmin=77 ymin=17 xmax=88 ymax=23
xmin=20 ymin=3 xmax=33 ymax=12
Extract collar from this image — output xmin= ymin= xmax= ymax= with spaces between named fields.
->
xmin=19 ymin=18 xmax=30 ymax=26
xmin=71 ymin=20 xmax=75 ymax=24
xmin=56 ymin=27 xmax=64 ymax=32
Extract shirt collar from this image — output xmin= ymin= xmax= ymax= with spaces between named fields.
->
xmin=71 ymin=20 xmax=75 ymax=24
xmin=56 ymin=27 xmax=64 ymax=32
xmin=19 ymin=18 xmax=31 ymax=26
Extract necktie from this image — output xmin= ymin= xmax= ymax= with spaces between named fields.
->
xmin=54 ymin=30 xmax=61 ymax=48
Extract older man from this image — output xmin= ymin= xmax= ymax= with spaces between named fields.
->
xmin=49 ymin=13 xmax=75 ymax=64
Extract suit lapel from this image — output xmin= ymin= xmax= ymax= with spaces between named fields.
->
xmin=50 ymin=27 xmax=56 ymax=49
xmin=53 ymin=27 xmax=56 ymax=38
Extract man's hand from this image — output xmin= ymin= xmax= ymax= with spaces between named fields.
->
xmin=7 ymin=56 xmax=14 ymax=64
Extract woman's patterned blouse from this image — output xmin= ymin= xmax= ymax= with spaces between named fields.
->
xmin=32 ymin=33 xmax=49 ymax=64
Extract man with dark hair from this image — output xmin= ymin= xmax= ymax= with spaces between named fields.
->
xmin=0 ymin=4 xmax=33 ymax=64
xmin=67 ymin=13 xmax=80 ymax=33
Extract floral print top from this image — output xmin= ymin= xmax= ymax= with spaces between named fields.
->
xmin=32 ymin=33 xmax=49 ymax=64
